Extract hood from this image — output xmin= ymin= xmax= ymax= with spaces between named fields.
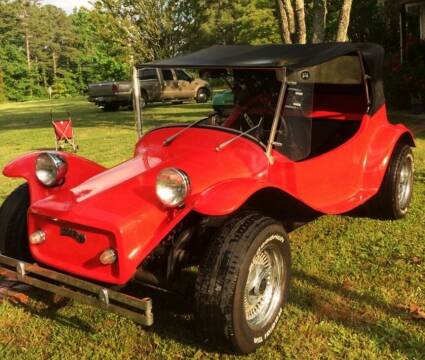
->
xmin=31 ymin=126 xmax=269 ymax=218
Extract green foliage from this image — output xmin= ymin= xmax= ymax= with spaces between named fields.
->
xmin=181 ymin=0 xmax=280 ymax=49
xmin=0 ymin=43 xmax=32 ymax=101
xmin=0 ymin=0 xmax=408 ymax=102
xmin=0 ymin=1 xmax=131 ymax=101
xmin=348 ymin=0 xmax=399 ymax=53
xmin=385 ymin=40 xmax=425 ymax=110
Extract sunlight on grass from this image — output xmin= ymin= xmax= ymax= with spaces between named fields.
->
xmin=0 ymin=98 xmax=424 ymax=359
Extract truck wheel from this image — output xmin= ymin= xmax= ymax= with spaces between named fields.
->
xmin=196 ymin=88 xmax=209 ymax=103
xmin=102 ymin=104 xmax=120 ymax=112
xmin=195 ymin=212 xmax=291 ymax=353
xmin=140 ymin=93 xmax=147 ymax=109
xmin=370 ymin=143 xmax=414 ymax=219
xmin=0 ymin=183 xmax=33 ymax=261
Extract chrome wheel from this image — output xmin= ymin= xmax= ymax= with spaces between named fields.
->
xmin=397 ymin=153 xmax=414 ymax=211
xmin=196 ymin=89 xmax=208 ymax=103
xmin=140 ymin=96 xmax=147 ymax=109
xmin=244 ymin=236 xmax=285 ymax=331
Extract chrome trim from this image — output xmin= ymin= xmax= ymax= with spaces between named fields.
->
xmin=36 ymin=152 xmax=68 ymax=187
xmin=398 ymin=153 xmax=414 ymax=211
xmin=0 ymin=254 xmax=153 ymax=326
xmin=244 ymin=236 xmax=286 ymax=330
xmin=156 ymin=167 xmax=191 ymax=207
xmin=133 ymin=65 xmax=143 ymax=138
xmin=266 ymin=70 xmax=288 ymax=163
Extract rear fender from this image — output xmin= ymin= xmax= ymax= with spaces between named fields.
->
xmin=363 ymin=124 xmax=415 ymax=194
xmin=3 ymin=152 xmax=106 ymax=203
xmin=193 ymin=178 xmax=272 ymax=216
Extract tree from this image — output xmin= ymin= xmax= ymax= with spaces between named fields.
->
xmin=293 ymin=0 xmax=306 ymax=44
xmin=312 ymin=0 xmax=327 ymax=43
xmin=276 ymin=0 xmax=292 ymax=43
xmin=275 ymin=0 xmax=354 ymax=44
xmin=336 ymin=0 xmax=352 ymax=42
xmin=0 ymin=69 xmax=6 ymax=102
xmin=93 ymin=0 xmax=188 ymax=62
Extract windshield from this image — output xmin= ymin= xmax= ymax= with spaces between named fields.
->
xmin=139 ymin=68 xmax=283 ymax=147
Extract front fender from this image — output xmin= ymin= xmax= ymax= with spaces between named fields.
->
xmin=193 ymin=178 xmax=272 ymax=216
xmin=3 ymin=152 xmax=106 ymax=203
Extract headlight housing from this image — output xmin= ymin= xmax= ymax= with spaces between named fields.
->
xmin=156 ymin=168 xmax=190 ymax=207
xmin=35 ymin=152 xmax=68 ymax=187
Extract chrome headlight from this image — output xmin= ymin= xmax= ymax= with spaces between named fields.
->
xmin=35 ymin=153 xmax=67 ymax=187
xmin=156 ymin=168 xmax=190 ymax=207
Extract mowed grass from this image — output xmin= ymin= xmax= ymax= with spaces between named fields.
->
xmin=0 ymin=97 xmax=424 ymax=359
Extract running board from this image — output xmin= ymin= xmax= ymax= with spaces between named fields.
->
xmin=0 ymin=254 xmax=153 ymax=326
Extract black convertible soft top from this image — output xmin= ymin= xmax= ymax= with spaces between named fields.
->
xmin=139 ymin=43 xmax=385 ymax=114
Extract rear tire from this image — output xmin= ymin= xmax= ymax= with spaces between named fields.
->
xmin=196 ymin=88 xmax=209 ymax=103
xmin=369 ymin=143 xmax=414 ymax=219
xmin=140 ymin=92 xmax=147 ymax=109
xmin=0 ymin=184 xmax=32 ymax=261
xmin=195 ymin=212 xmax=291 ymax=354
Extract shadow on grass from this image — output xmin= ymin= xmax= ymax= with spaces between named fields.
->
xmin=3 ymin=265 xmax=423 ymax=357
xmin=290 ymin=270 xmax=425 ymax=358
xmin=9 ymin=289 xmax=95 ymax=334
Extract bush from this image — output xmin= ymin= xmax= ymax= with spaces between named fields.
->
xmin=384 ymin=40 xmax=425 ymax=110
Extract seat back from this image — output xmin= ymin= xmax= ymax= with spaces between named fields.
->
xmin=52 ymin=120 xmax=74 ymax=140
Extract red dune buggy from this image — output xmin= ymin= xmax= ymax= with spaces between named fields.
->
xmin=0 ymin=43 xmax=415 ymax=354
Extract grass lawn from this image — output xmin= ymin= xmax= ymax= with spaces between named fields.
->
xmin=0 ymin=97 xmax=424 ymax=359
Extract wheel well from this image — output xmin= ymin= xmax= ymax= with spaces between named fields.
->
xmin=398 ymin=131 xmax=415 ymax=148
xmin=241 ymin=188 xmax=321 ymax=231
xmin=140 ymin=89 xmax=148 ymax=100
xmin=138 ymin=189 xmax=320 ymax=286
xmin=197 ymin=87 xmax=209 ymax=95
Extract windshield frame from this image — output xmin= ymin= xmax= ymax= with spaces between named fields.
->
xmin=133 ymin=65 xmax=288 ymax=162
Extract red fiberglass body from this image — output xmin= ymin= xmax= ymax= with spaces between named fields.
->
xmin=3 ymin=104 xmax=413 ymax=285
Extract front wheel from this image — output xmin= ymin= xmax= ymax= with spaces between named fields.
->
xmin=195 ymin=212 xmax=291 ymax=353
xmin=0 ymin=183 xmax=32 ymax=261
xmin=139 ymin=92 xmax=147 ymax=109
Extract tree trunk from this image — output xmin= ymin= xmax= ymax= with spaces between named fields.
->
xmin=25 ymin=30 xmax=31 ymax=71
xmin=336 ymin=0 xmax=352 ymax=42
xmin=293 ymin=0 xmax=307 ymax=44
xmin=42 ymin=67 xmax=47 ymax=89
xmin=312 ymin=0 xmax=327 ymax=43
xmin=282 ymin=0 xmax=295 ymax=35
xmin=276 ymin=0 xmax=292 ymax=44
xmin=52 ymin=52 xmax=57 ymax=77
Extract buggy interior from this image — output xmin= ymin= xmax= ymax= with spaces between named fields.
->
xmin=215 ymin=53 xmax=369 ymax=161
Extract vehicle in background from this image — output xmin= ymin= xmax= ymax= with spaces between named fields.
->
xmin=88 ymin=68 xmax=211 ymax=111
xmin=212 ymin=89 xmax=234 ymax=117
